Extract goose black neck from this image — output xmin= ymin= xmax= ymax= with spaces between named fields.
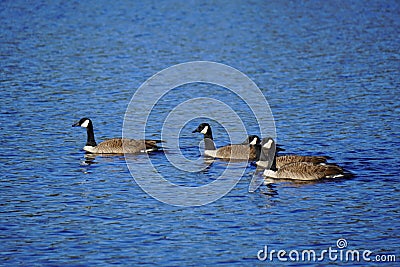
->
xmin=86 ymin=122 xmax=97 ymax=147
xmin=204 ymin=138 xmax=216 ymax=150
xmin=267 ymin=146 xmax=278 ymax=171
xmin=271 ymin=154 xmax=277 ymax=171
xmin=203 ymin=128 xmax=216 ymax=150
xmin=258 ymin=143 xmax=278 ymax=171
xmin=204 ymin=128 xmax=213 ymax=140
xmin=255 ymin=144 xmax=261 ymax=160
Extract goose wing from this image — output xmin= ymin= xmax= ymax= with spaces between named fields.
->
xmin=276 ymin=155 xmax=328 ymax=168
xmin=277 ymin=162 xmax=344 ymax=180
xmin=95 ymin=138 xmax=161 ymax=154
xmin=95 ymin=138 xmax=125 ymax=154
xmin=215 ymin=144 xmax=252 ymax=160
xmin=122 ymin=138 xmax=161 ymax=153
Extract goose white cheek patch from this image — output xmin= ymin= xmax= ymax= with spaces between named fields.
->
xmin=263 ymin=139 xmax=273 ymax=149
xmin=81 ymin=120 xmax=89 ymax=128
xmin=200 ymin=125 xmax=209 ymax=135
xmin=250 ymin=138 xmax=257 ymax=145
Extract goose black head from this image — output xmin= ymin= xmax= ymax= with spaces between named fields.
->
xmin=261 ymin=137 xmax=277 ymax=170
xmin=72 ymin=118 xmax=96 ymax=147
xmin=72 ymin=118 xmax=92 ymax=128
xmin=261 ymin=137 xmax=275 ymax=149
xmin=247 ymin=135 xmax=261 ymax=146
xmin=192 ymin=123 xmax=213 ymax=139
xmin=192 ymin=123 xmax=210 ymax=134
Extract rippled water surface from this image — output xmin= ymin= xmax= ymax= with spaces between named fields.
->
xmin=1 ymin=1 xmax=399 ymax=266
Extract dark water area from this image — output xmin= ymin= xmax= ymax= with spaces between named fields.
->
xmin=1 ymin=0 xmax=399 ymax=265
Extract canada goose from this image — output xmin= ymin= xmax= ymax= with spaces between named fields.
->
xmin=192 ymin=123 xmax=260 ymax=160
xmin=72 ymin=118 xmax=162 ymax=154
xmin=259 ymin=138 xmax=344 ymax=180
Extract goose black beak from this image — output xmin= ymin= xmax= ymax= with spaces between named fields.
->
xmin=192 ymin=128 xmax=200 ymax=133
xmin=72 ymin=122 xmax=80 ymax=127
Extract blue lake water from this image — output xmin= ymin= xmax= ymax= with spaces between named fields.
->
xmin=1 ymin=0 xmax=399 ymax=266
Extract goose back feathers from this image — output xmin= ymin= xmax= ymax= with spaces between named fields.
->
xmin=275 ymin=155 xmax=328 ymax=168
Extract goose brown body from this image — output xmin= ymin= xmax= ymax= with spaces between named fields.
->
xmin=85 ymin=138 xmax=160 ymax=154
xmin=214 ymin=144 xmax=258 ymax=160
xmin=264 ymin=162 xmax=344 ymax=180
